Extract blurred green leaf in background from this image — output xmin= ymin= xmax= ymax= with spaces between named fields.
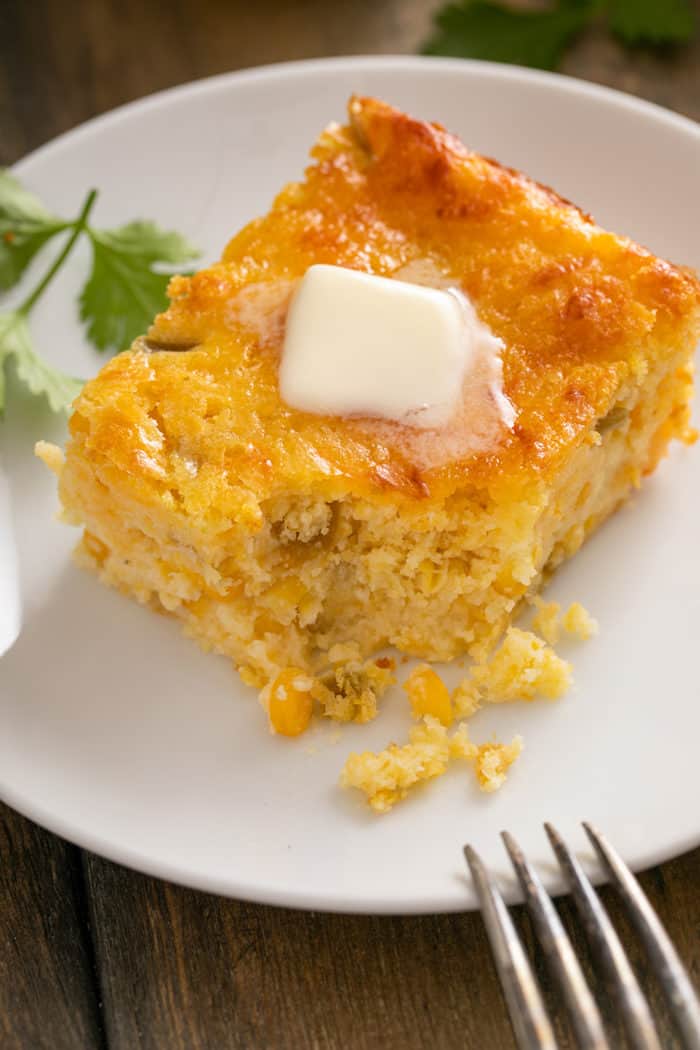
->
xmin=422 ymin=0 xmax=697 ymax=71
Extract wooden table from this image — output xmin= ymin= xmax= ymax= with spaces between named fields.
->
xmin=1 ymin=2 xmax=699 ymax=1047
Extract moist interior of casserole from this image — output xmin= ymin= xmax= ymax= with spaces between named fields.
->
xmin=59 ymin=335 xmax=693 ymax=687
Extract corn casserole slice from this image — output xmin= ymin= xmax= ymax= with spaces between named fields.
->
xmin=40 ymin=97 xmax=699 ymax=699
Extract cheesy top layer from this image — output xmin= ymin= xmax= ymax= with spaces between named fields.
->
xmin=69 ymin=96 xmax=699 ymax=510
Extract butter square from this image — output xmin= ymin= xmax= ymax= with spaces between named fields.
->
xmin=279 ymin=264 xmax=470 ymax=428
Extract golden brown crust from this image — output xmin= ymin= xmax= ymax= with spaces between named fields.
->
xmin=69 ymin=96 xmax=699 ymax=509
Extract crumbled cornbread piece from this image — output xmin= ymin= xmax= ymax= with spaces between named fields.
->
xmin=472 ymin=737 xmax=524 ymax=793
xmin=561 ymin=602 xmax=598 ymax=641
xmin=266 ymin=668 xmax=314 ymax=737
xmin=531 ymin=598 xmax=562 ymax=646
xmin=260 ymin=656 xmax=395 ymax=735
xmin=451 ymin=679 xmax=483 ymax=719
xmin=316 ymin=658 xmax=396 ymax=723
xmin=341 ymin=715 xmax=450 ymax=813
xmin=468 ymin=627 xmax=572 ymax=703
xmin=532 ymin=597 xmax=598 ymax=644
xmin=404 ymin=664 xmax=453 ymax=726
xmin=35 ymin=440 xmax=64 ymax=475
xmin=342 ymin=715 xmax=524 ymax=812
xmin=450 ymin=722 xmax=523 ymax=792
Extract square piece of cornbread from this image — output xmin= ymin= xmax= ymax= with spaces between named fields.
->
xmin=41 ymin=97 xmax=699 ymax=698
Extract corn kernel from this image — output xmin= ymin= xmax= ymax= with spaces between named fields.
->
xmin=404 ymin=664 xmax=453 ymax=727
xmin=418 ymin=558 xmax=445 ymax=594
xmin=268 ymin=667 xmax=314 ymax=737
xmin=218 ymin=555 xmax=240 ymax=577
xmin=266 ymin=577 xmax=307 ymax=606
xmin=264 ymin=577 xmax=308 ymax=623
xmin=255 ymin=612 xmax=283 ymax=636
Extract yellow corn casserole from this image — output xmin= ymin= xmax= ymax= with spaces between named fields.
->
xmin=39 ymin=97 xmax=699 ymax=701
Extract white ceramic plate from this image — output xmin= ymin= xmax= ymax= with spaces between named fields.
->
xmin=1 ymin=57 xmax=699 ymax=913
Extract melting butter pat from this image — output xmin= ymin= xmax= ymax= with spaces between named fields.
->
xmin=279 ymin=264 xmax=479 ymax=429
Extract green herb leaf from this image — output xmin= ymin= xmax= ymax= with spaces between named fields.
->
xmin=0 ymin=311 xmax=83 ymax=415
xmin=421 ymin=0 xmax=593 ymax=70
xmin=0 ymin=177 xmax=200 ymax=414
xmin=608 ymin=0 xmax=695 ymax=44
xmin=0 ymin=171 xmax=67 ymax=291
xmin=79 ymin=221 xmax=200 ymax=352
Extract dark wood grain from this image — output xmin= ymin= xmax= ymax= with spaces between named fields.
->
xmin=0 ymin=804 xmax=104 ymax=1050
xmin=84 ymin=848 xmax=700 ymax=1050
xmin=1 ymin=1 xmax=699 ymax=1048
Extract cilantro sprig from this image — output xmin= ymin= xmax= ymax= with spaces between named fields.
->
xmin=0 ymin=172 xmax=69 ymax=291
xmin=0 ymin=172 xmax=199 ymax=415
xmin=422 ymin=0 xmax=696 ymax=71
xmin=80 ymin=221 xmax=200 ymax=352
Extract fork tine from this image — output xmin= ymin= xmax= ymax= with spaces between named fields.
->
xmin=583 ymin=822 xmax=700 ymax=1050
xmin=502 ymin=831 xmax=610 ymax=1050
xmin=545 ymin=823 xmax=662 ymax=1050
xmin=464 ymin=844 xmax=557 ymax=1050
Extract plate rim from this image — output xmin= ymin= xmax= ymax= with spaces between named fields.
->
xmin=2 ymin=774 xmax=699 ymax=913
xmin=3 ymin=54 xmax=699 ymax=913
xmin=11 ymin=54 xmax=699 ymax=184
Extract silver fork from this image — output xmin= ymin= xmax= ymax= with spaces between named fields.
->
xmin=465 ymin=822 xmax=700 ymax=1050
